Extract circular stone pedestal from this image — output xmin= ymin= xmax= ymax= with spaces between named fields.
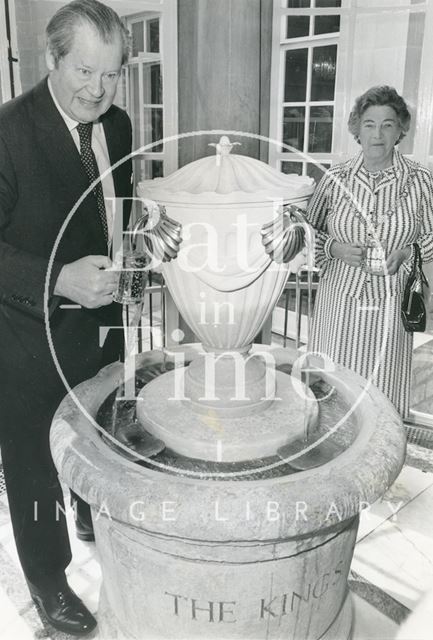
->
xmin=50 ymin=345 xmax=406 ymax=640
xmin=136 ymin=369 xmax=318 ymax=461
xmin=96 ymin=516 xmax=355 ymax=639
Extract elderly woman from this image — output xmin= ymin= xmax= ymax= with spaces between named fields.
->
xmin=305 ymin=85 xmax=433 ymax=417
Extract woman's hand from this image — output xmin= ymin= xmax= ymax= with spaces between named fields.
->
xmin=330 ymin=241 xmax=365 ymax=267
xmin=386 ymin=247 xmax=411 ymax=275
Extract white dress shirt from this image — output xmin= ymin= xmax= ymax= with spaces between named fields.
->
xmin=48 ymin=78 xmax=116 ymax=245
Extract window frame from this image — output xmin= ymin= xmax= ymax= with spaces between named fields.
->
xmin=271 ymin=0 xmax=433 ymax=171
xmin=0 ymin=0 xmax=21 ymax=103
xmin=269 ymin=0 xmax=344 ymax=177
xmin=122 ymin=0 xmax=178 ymax=181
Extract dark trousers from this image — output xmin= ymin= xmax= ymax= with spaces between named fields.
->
xmin=0 ymin=418 xmax=92 ymax=588
xmin=0 ymin=320 xmax=119 ymax=588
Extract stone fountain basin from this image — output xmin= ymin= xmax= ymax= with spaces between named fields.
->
xmin=50 ymin=345 xmax=406 ymax=640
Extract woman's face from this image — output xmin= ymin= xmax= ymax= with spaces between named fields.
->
xmin=358 ymin=105 xmax=402 ymax=168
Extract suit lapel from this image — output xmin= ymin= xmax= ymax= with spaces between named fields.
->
xmin=33 ymin=78 xmax=89 ymax=198
xmin=32 ymin=78 xmax=107 ymax=248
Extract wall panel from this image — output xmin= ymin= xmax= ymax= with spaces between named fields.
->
xmin=178 ymin=0 xmax=271 ymax=165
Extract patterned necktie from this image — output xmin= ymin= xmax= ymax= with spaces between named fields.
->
xmin=76 ymin=122 xmax=109 ymax=244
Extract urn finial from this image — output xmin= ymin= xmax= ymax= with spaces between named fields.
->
xmin=209 ymin=135 xmax=241 ymax=157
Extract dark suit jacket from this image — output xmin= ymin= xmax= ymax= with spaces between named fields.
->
xmin=0 ymin=77 xmax=132 ymax=430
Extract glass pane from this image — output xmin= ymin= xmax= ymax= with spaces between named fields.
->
xmin=147 ymin=18 xmax=160 ymax=53
xmin=283 ymin=107 xmax=306 ymax=152
xmin=130 ymin=65 xmax=140 ymax=149
xmin=411 ymin=340 xmax=433 ymax=417
xmin=315 ymin=0 xmax=341 ymax=6
xmin=131 ymin=22 xmax=144 ymax=57
xmin=133 ymin=158 xmax=141 ymax=182
xmin=144 ymin=160 xmax=164 ymax=179
xmin=284 ymin=49 xmax=308 ymax=102
xmin=287 ymin=0 xmax=310 ymax=6
xmin=131 ymin=158 xmax=145 ymax=220
xmin=143 ymin=107 xmax=163 ymax=151
xmin=311 ymin=45 xmax=337 ymax=101
xmin=307 ymin=162 xmax=330 ymax=184
xmin=281 ymin=161 xmax=303 ymax=175
xmin=286 ymin=16 xmax=310 ymax=39
xmin=309 ymin=106 xmax=333 ymax=152
xmin=401 ymin=11 xmax=424 ymax=156
xmin=314 ymin=14 xmax=340 ymax=35
xmin=142 ymin=63 xmax=163 ymax=105
xmin=151 ymin=63 xmax=163 ymax=104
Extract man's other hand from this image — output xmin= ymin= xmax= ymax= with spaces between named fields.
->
xmin=54 ymin=256 xmax=118 ymax=308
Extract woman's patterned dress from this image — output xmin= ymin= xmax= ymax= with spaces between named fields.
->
xmin=305 ymin=150 xmax=433 ymax=417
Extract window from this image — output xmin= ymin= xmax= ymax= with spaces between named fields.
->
xmin=119 ymin=0 xmax=178 ymax=193
xmin=270 ymin=0 xmax=343 ymax=181
xmin=271 ymin=0 xmax=433 ymax=180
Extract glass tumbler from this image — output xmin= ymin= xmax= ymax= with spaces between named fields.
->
xmin=113 ymin=251 xmax=148 ymax=304
xmin=362 ymin=241 xmax=386 ymax=276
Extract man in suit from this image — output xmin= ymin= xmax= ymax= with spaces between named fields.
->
xmin=0 ymin=0 xmax=132 ymax=634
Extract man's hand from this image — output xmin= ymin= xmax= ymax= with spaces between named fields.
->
xmin=386 ymin=247 xmax=411 ymax=276
xmin=54 ymin=256 xmax=118 ymax=308
xmin=330 ymin=241 xmax=365 ymax=267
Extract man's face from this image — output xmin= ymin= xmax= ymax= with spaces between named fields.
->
xmin=46 ymin=22 xmax=123 ymax=123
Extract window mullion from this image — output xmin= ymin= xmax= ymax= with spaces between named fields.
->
xmin=281 ymin=8 xmax=343 ymax=17
xmin=125 ymin=66 xmax=130 ymax=115
xmin=309 ymin=2 xmax=314 ymax=38
xmin=143 ymin=18 xmax=148 ymax=52
xmin=138 ymin=60 xmax=145 ymax=158
xmin=303 ymin=46 xmax=313 ymax=169
xmin=281 ymin=6 xmax=427 ymax=17
xmin=277 ymin=46 xmax=287 ymax=161
xmin=281 ymin=35 xmax=339 ymax=50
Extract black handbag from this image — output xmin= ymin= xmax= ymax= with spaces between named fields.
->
xmin=401 ymin=243 xmax=430 ymax=332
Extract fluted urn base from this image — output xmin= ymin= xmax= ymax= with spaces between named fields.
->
xmin=136 ymin=368 xmax=318 ymax=462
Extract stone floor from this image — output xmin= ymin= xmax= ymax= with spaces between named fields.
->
xmin=0 ymin=440 xmax=432 ymax=639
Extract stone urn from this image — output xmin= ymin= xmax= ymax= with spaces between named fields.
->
xmin=136 ymin=136 xmax=316 ymax=461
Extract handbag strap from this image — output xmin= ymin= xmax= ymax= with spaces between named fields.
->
xmin=408 ymin=243 xmax=420 ymax=280
xmin=413 ymin=243 xmax=429 ymax=287
xmin=414 ymin=243 xmax=422 ymax=268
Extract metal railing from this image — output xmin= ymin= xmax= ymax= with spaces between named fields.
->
xmin=130 ymin=270 xmax=433 ymax=431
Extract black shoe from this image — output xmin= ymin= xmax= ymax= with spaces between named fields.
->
xmin=28 ymin=577 xmax=97 ymax=636
xmin=75 ymin=520 xmax=95 ymax=542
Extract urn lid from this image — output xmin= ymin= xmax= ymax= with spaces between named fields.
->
xmin=138 ymin=136 xmax=314 ymax=205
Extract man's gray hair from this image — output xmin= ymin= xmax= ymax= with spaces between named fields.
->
xmin=46 ymin=0 xmax=130 ymax=65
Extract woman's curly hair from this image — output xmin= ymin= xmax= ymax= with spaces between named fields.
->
xmin=348 ymin=86 xmax=411 ymax=144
